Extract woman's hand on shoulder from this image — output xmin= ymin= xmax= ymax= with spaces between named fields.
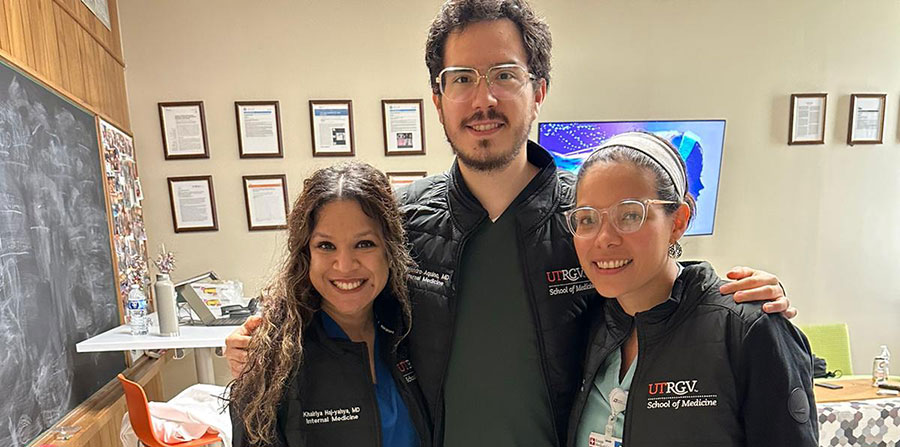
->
xmin=719 ymin=266 xmax=797 ymax=318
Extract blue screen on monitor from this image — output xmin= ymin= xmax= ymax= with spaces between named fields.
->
xmin=538 ymin=120 xmax=726 ymax=236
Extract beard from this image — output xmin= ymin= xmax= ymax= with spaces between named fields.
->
xmin=444 ymin=108 xmax=532 ymax=172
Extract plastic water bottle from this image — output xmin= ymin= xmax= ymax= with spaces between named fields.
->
xmin=127 ymin=285 xmax=149 ymax=336
xmin=872 ymin=345 xmax=891 ymax=386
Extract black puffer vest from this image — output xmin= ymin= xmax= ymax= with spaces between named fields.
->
xmin=398 ymin=141 xmax=597 ymax=446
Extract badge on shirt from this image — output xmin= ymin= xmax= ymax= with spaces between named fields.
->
xmin=588 ymin=432 xmax=622 ymax=447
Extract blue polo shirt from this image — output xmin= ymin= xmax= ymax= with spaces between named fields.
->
xmin=321 ymin=312 xmax=418 ymax=447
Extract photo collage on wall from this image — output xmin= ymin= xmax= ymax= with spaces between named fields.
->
xmin=99 ymin=118 xmax=152 ymax=307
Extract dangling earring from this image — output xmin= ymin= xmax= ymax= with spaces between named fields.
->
xmin=668 ymin=241 xmax=683 ymax=259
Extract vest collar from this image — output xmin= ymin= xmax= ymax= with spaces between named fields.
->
xmin=446 ymin=140 xmax=560 ymax=233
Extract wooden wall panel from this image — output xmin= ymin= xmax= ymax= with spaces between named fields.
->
xmin=0 ymin=3 xmax=9 ymax=51
xmin=0 ymin=1 xmax=138 ymax=445
xmin=27 ymin=0 xmax=63 ymax=86
xmin=28 ymin=356 xmax=167 ymax=447
xmin=54 ymin=2 xmax=85 ymax=99
xmin=4 ymin=0 xmax=30 ymax=66
xmin=0 ymin=0 xmax=129 ymax=131
xmin=52 ymin=0 xmax=123 ymax=64
xmin=79 ymin=25 xmax=100 ymax=106
xmin=106 ymin=0 xmax=122 ymax=56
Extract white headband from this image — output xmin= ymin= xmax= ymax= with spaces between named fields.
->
xmin=589 ymin=132 xmax=688 ymax=199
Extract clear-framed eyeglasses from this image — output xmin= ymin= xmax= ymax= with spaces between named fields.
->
xmin=435 ymin=64 xmax=536 ymax=102
xmin=564 ymin=199 xmax=680 ymax=238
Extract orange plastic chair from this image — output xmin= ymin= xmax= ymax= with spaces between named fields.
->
xmin=118 ymin=374 xmax=222 ymax=447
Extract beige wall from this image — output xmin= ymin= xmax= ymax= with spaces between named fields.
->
xmin=120 ymin=0 xmax=900 ymax=390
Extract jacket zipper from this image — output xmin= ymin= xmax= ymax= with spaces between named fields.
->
xmin=622 ymin=316 xmax=645 ymax=444
xmin=567 ymin=320 xmax=632 ymax=447
xmin=435 ymin=222 xmax=480 ymax=444
xmin=385 ymin=337 xmax=430 ymax=447
xmin=357 ymin=343 xmax=383 ymax=447
xmin=516 ymin=223 xmax=562 ymax=444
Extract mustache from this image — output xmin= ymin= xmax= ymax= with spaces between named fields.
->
xmin=462 ymin=109 xmax=508 ymax=127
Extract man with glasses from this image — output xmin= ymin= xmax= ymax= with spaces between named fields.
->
xmin=225 ymin=1 xmax=792 ymax=446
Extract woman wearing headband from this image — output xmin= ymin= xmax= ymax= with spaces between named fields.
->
xmin=566 ymin=132 xmax=817 ymax=446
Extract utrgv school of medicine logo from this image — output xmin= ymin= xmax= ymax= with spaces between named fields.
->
xmin=546 ymin=267 xmax=594 ymax=296
xmin=396 ymin=359 xmax=416 ymax=384
xmin=648 ymin=380 xmax=699 ymax=396
xmin=645 ymin=379 xmax=719 ymax=410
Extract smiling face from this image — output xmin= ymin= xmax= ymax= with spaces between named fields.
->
xmin=573 ymin=162 xmax=685 ymax=303
xmin=308 ymin=199 xmax=389 ymax=322
xmin=432 ymin=18 xmax=546 ymax=172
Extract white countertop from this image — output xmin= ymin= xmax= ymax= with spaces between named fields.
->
xmin=75 ymin=313 xmax=240 ymax=352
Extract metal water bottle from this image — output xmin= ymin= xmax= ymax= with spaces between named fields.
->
xmin=154 ymin=273 xmax=179 ymax=336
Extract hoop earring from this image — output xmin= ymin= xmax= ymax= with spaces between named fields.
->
xmin=668 ymin=241 xmax=683 ymax=259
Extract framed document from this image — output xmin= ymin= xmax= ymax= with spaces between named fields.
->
xmin=848 ymin=93 xmax=886 ymax=145
xmin=382 ymin=99 xmax=426 ymax=156
xmin=386 ymin=171 xmax=427 ymax=189
xmin=235 ymin=101 xmax=283 ymax=158
xmin=309 ymin=100 xmax=355 ymax=157
xmin=158 ymin=101 xmax=210 ymax=159
xmin=167 ymin=175 xmax=218 ymax=232
xmin=788 ymin=93 xmax=827 ymax=145
xmin=242 ymin=174 xmax=289 ymax=231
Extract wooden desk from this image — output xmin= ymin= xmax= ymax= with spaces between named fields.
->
xmin=814 ymin=378 xmax=900 ymax=403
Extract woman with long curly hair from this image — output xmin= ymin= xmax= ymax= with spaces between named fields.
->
xmin=229 ymin=162 xmax=430 ymax=447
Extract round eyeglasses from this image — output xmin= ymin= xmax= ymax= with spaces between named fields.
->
xmin=435 ymin=64 xmax=536 ymax=102
xmin=564 ymin=199 xmax=680 ymax=238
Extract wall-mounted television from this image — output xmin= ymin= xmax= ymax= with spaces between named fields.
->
xmin=538 ymin=120 xmax=726 ymax=236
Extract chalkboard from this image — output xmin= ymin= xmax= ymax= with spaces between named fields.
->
xmin=0 ymin=59 xmax=123 ymax=446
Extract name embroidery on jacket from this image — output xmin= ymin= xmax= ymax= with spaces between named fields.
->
xmin=409 ymin=267 xmax=451 ymax=288
xmin=303 ymin=407 xmax=361 ymax=425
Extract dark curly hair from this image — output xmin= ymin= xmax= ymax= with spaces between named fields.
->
xmin=425 ymin=0 xmax=552 ymax=94
xmin=229 ymin=161 xmax=413 ymax=446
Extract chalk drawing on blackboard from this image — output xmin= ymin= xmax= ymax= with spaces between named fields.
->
xmin=0 ymin=59 xmax=123 ymax=447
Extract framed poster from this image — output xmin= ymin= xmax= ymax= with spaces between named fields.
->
xmin=788 ymin=93 xmax=827 ymax=145
xmin=242 ymin=174 xmax=289 ymax=231
xmin=848 ymin=93 xmax=886 ymax=145
xmin=382 ymin=99 xmax=426 ymax=155
xmin=158 ymin=101 xmax=210 ymax=159
xmin=309 ymin=99 xmax=355 ymax=156
xmin=386 ymin=171 xmax=427 ymax=189
xmin=167 ymin=175 xmax=219 ymax=232
xmin=235 ymin=101 xmax=283 ymax=158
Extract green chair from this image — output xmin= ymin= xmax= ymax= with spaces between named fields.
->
xmin=799 ymin=323 xmax=853 ymax=376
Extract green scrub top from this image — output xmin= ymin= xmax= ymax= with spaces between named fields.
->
xmin=574 ymin=348 xmax=637 ymax=446
xmin=575 ymin=264 xmax=683 ymax=446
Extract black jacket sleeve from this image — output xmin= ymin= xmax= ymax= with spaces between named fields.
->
xmin=738 ymin=313 xmax=819 ymax=446
xmin=230 ymin=403 xmax=289 ymax=447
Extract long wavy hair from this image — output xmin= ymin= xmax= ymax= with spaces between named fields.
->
xmin=228 ymin=161 xmax=413 ymax=446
